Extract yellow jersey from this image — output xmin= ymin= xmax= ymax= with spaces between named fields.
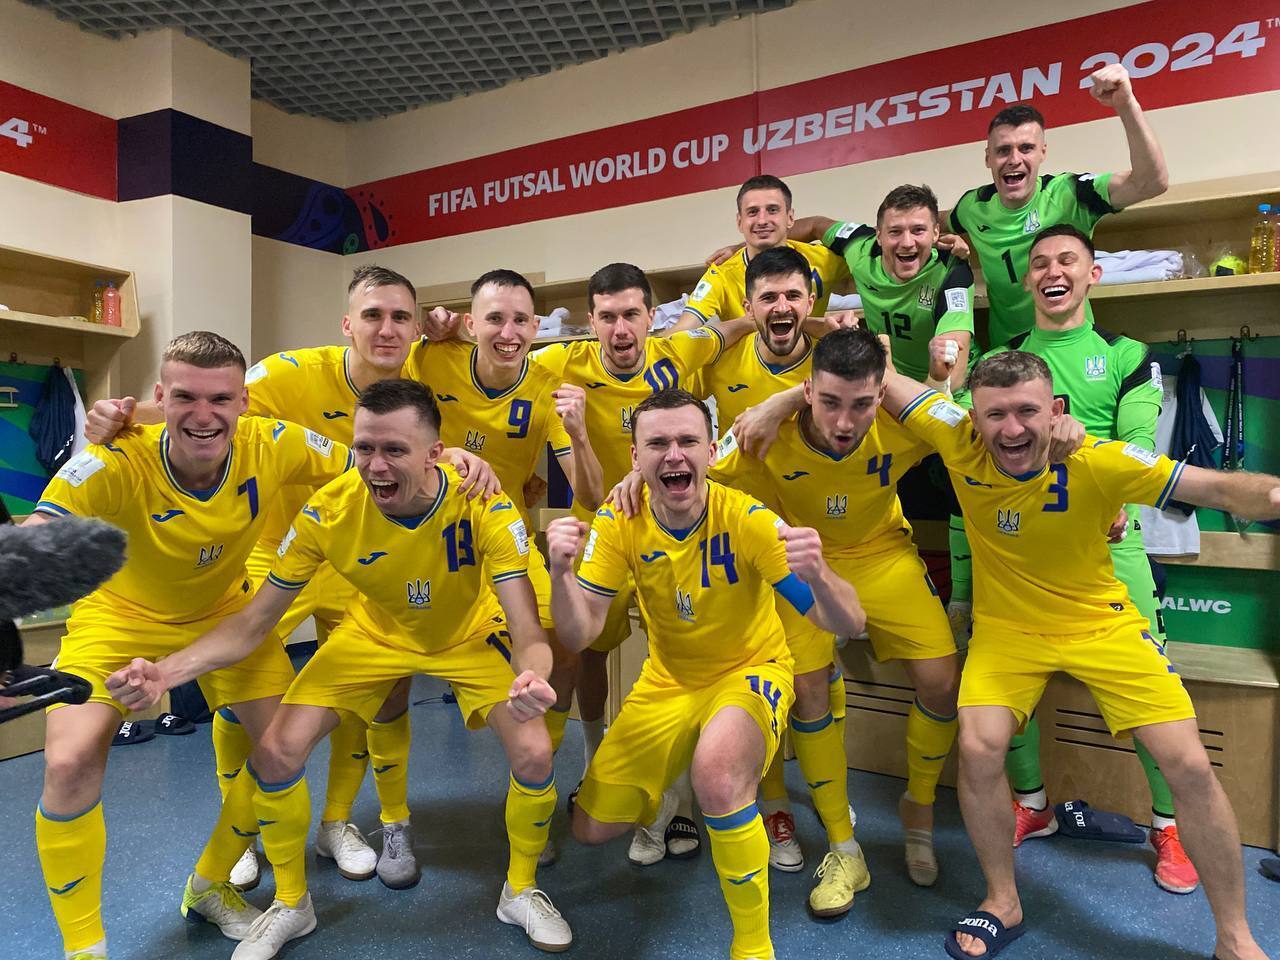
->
xmin=897 ymin=389 xmax=1186 ymax=632
xmin=684 ymin=239 xmax=848 ymax=322
xmin=36 ymin=418 xmax=351 ymax=622
xmin=690 ymin=332 xmax=813 ymax=433
xmin=402 ymin=339 xmax=572 ymax=519
xmin=269 ymin=464 xmax=531 ymax=653
xmin=532 ymin=329 xmax=724 ymax=516
xmin=711 ymin=408 xmax=931 ymax=557
xmin=575 ymin=480 xmax=804 ymax=688
xmin=244 ymin=340 xmax=431 ymax=546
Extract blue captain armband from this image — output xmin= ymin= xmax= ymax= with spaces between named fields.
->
xmin=773 ymin=572 xmax=814 ymax=615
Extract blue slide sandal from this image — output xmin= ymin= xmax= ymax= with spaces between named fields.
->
xmin=1053 ymin=800 xmax=1145 ymax=843
xmin=945 ymin=911 xmax=1025 ymax=959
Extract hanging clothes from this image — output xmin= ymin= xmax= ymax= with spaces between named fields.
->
xmin=28 ymin=363 xmax=78 ymax=475
xmin=1165 ymin=350 xmax=1221 ymax=516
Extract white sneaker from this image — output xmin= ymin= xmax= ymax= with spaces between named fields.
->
xmin=65 ymin=940 xmax=107 ymax=960
xmin=627 ymin=789 xmax=677 ymax=866
xmin=180 ymin=874 xmax=262 ymax=940
xmin=496 ymin=882 xmax=573 ymax=952
xmin=230 ymin=844 xmax=261 ymax=891
xmin=764 ymin=809 xmax=804 ymax=872
xmin=315 ymin=820 xmax=376 ymax=880
xmin=230 ymin=893 xmax=317 ymax=960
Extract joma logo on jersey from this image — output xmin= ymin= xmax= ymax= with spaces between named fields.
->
xmin=916 ymin=284 xmax=936 ymax=309
xmin=1084 ymin=355 xmax=1106 ymax=379
xmin=675 ymin=588 xmax=695 ymax=623
xmin=996 ymin=509 xmax=1021 ymax=536
xmin=406 ymin=579 xmax=432 ymax=608
xmin=464 ymin=430 xmax=486 ymax=453
xmin=826 ymin=494 xmax=848 ymax=518
xmin=1023 ymin=210 xmax=1041 ymax=234
xmin=620 ymin=406 xmax=635 ymax=432
xmin=196 ymin=544 xmax=224 ymax=567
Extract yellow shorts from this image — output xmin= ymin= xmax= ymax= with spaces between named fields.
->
xmin=247 ymin=543 xmax=354 ymax=644
xmin=779 ymin=541 xmax=955 ymax=674
xmin=577 ymin=660 xmax=794 ymax=825
xmin=960 ymin=616 xmax=1196 ymax=737
xmin=51 ymin=590 xmax=295 ymax=718
xmin=282 ymin=614 xmax=516 ymax=729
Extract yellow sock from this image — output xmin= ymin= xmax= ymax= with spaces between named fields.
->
xmin=791 ymin=712 xmax=853 ymax=845
xmin=505 ymin=772 xmax=556 ymax=893
xmin=828 ymin=665 xmax=846 ymax=725
xmin=212 ymin=708 xmax=253 ymax=802
xmin=195 ymin=766 xmax=257 ymax=881
xmin=368 ymin=709 xmax=412 ymax=824
xmin=248 ymin=761 xmax=311 ymax=907
xmin=36 ymin=800 xmax=106 ymax=952
xmin=545 ymin=705 xmax=570 ymax=755
xmin=758 ymin=749 xmax=787 ymax=804
xmin=906 ymin=699 xmax=958 ymax=806
xmin=320 ymin=711 xmax=370 ymax=823
xmin=705 ymin=802 xmax=772 ymax=960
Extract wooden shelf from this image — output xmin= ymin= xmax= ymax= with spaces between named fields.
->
xmin=1167 ymin=640 xmax=1279 ymax=689
xmin=1 ymin=309 xmax=136 ymax=340
xmin=1159 ymin=530 xmax=1280 ymax=571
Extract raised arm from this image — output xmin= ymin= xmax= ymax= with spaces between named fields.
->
xmin=1089 ymin=64 xmax=1169 ymax=209
xmin=553 ymin=384 xmax=604 ymax=511
xmin=1162 ymin=466 xmax=1280 ymax=521
xmin=731 ymin=384 xmax=807 ymax=458
xmin=105 ymin=581 xmax=299 ymax=710
xmin=85 ymin=397 xmax=162 ymax=444
xmin=545 ymin=517 xmax=612 ymax=653
xmin=790 ymin=216 xmax=838 ymax=244
xmin=777 ymin=524 xmax=866 ymax=637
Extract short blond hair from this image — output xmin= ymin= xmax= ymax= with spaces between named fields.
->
xmin=161 ymin=331 xmax=246 ymax=371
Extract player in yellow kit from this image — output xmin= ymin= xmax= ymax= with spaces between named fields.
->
xmin=675 ymin=175 xmax=848 ymax=328
xmin=879 ymin=353 xmax=1275 ymax=960
xmin=405 ymin=268 xmax=604 ymax=863
xmin=711 ymin=326 xmax=959 ymax=911
xmin=85 ymin=265 xmax=498 ymax=890
xmin=28 ymin=332 xmax=352 ymax=960
xmin=109 ymin=379 xmax=574 ymax=959
xmin=546 ymin=389 xmax=865 ymax=960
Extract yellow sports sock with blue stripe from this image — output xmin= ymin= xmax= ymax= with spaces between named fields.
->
xmin=545 ymin=704 xmax=570 ymax=755
xmin=368 ymin=709 xmax=412 ymax=824
xmin=906 ymin=699 xmax=958 ymax=805
xmin=36 ymin=799 xmax=106 ymax=952
xmin=248 ymin=761 xmax=311 ymax=907
xmin=758 ymin=750 xmax=787 ymax=804
xmin=505 ymin=772 xmax=557 ymax=893
xmin=791 ymin=711 xmax=853 ymax=844
xmin=195 ymin=765 xmax=258 ymax=881
xmin=320 ymin=711 xmax=370 ymax=823
xmin=706 ymin=801 xmax=772 ymax=960
xmin=828 ymin=665 xmax=846 ymax=725
xmin=212 ymin=707 xmax=253 ymax=802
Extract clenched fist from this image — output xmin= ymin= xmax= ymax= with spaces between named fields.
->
xmin=545 ymin=517 xmax=588 ymax=574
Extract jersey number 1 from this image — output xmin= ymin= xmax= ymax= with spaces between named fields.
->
xmin=443 ymin=519 xmax=475 ymax=571
xmin=700 ymin=532 xmax=739 ymax=587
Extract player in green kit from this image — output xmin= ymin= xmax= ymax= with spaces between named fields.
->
xmin=958 ymin=224 xmax=1195 ymax=894
xmin=946 ymin=64 xmax=1168 ymax=350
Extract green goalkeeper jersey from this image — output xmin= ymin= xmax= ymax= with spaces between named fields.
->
xmin=992 ymin=320 xmax=1161 ymax=448
xmin=948 ymin=172 xmax=1116 ymax=349
xmin=821 ymin=221 xmax=975 ymax=383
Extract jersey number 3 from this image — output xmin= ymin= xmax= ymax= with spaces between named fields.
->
xmin=1042 ymin=464 xmax=1069 ymax=513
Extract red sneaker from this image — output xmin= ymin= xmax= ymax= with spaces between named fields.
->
xmin=1150 ymin=825 xmax=1199 ymax=894
xmin=1011 ymin=799 xmax=1058 ymax=847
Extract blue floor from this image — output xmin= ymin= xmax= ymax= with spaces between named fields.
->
xmin=3 ymin=675 xmax=1277 ymax=959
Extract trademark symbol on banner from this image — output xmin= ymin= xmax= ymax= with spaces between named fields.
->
xmin=1 ymin=117 xmax=47 ymax=148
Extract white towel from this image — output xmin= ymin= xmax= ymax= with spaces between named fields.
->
xmin=653 ymin=294 xmax=690 ymax=331
xmin=827 ymin=292 xmax=863 ymax=311
xmin=1096 ymin=249 xmax=1182 ymax=285
xmin=65 ymin=366 xmax=89 ymax=458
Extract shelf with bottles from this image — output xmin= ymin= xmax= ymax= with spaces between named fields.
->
xmin=0 ymin=244 xmax=140 ymax=339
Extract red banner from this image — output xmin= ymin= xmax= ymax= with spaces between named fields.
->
xmin=348 ymin=0 xmax=1280 ymax=249
xmin=0 ymin=81 xmax=116 ymax=200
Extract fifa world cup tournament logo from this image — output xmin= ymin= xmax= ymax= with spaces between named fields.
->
xmin=996 ymin=508 xmax=1021 ymax=536
xmin=406 ymin=578 xmax=432 ymax=608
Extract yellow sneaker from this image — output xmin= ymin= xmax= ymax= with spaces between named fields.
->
xmin=808 ymin=848 xmax=871 ymax=918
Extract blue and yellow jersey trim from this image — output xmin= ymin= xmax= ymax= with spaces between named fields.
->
xmin=758 ymin=336 xmax=812 ymax=376
xmin=469 ymin=346 xmax=529 ymax=401
xmin=34 ymin=500 xmax=72 ymax=517
xmin=897 ymin=388 xmax=941 ymax=422
xmin=1154 ymin=460 xmax=1186 ymax=510
xmin=382 ymin=467 xmax=448 ymax=530
xmin=160 ymin=429 xmax=234 ymax=501
xmin=491 ymin=569 xmax=529 ymax=584
xmin=267 ymin=572 xmax=310 ymax=591
xmin=575 ymin=574 xmax=617 ymax=598
xmin=650 ymin=500 xmax=709 ymax=542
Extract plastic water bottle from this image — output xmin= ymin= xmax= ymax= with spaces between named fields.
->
xmin=91 ymin=281 xmax=104 ymax=323
xmin=103 ymin=281 xmax=121 ymax=327
xmin=1248 ymin=203 xmax=1272 ymax=273
xmin=1272 ymin=203 xmax=1280 ymax=271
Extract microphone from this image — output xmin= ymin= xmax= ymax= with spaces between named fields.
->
xmin=0 ymin=516 xmax=127 ymax=723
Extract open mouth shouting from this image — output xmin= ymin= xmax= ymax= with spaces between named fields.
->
xmin=369 ymin=477 xmax=399 ymax=504
xmin=996 ymin=433 xmax=1035 ymax=468
xmin=1001 ymin=169 xmax=1028 ymax=191
xmin=659 ymin=469 xmax=693 ymax=494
